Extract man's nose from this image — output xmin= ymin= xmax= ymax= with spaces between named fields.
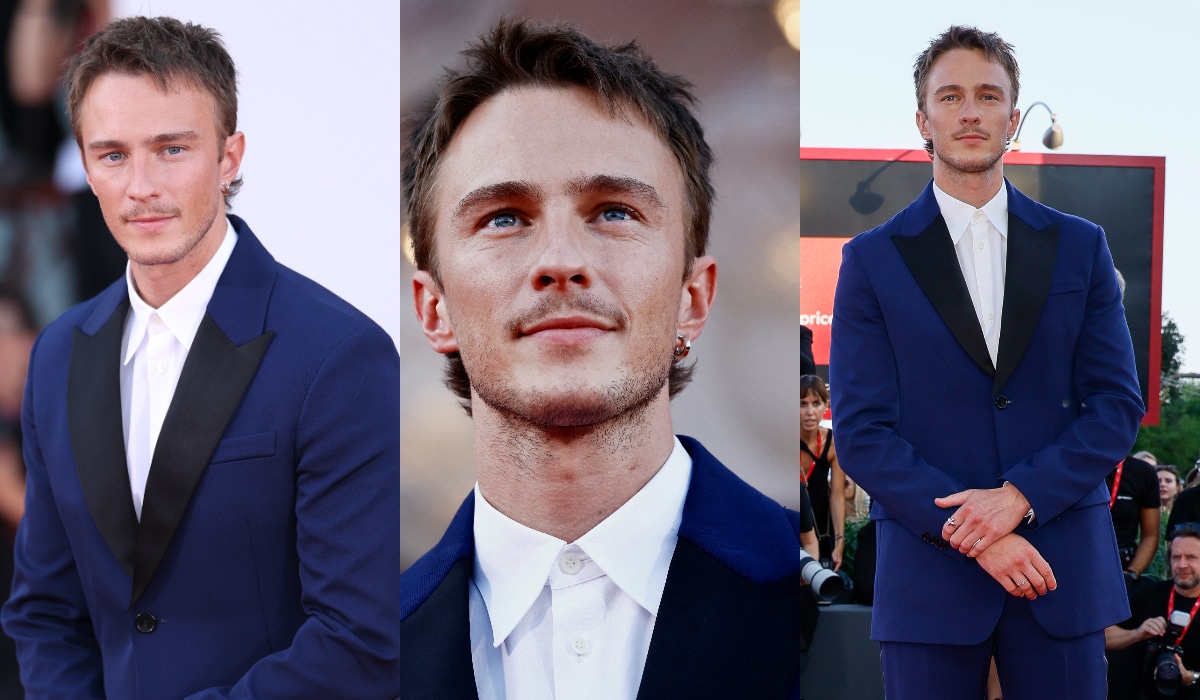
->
xmin=529 ymin=222 xmax=591 ymax=291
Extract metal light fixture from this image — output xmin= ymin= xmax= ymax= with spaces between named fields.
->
xmin=1011 ymin=101 xmax=1063 ymax=151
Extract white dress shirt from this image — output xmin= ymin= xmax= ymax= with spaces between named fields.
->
xmin=933 ymin=182 xmax=1008 ymax=366
xmin=469 ymin=437 xmax=693 ymax=700
xmin=120 ymin=219 xmax=236 ymax=519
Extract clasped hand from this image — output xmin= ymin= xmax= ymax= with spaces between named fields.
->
xmin=936 ymin=484 xmax=1030 ymax=556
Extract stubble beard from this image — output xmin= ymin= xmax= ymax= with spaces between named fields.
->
xmin=472 ymin=351 xmax=671 ymax=433
xmin=933 ymin=135 xmax=1006 ymax=177
xmin=118 ymin=199 xmax=221 ymax=268
xmin=1175 ymin=571 xmax=1200 ymax=592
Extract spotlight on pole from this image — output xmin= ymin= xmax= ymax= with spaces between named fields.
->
xmin=1011 ymin=101 xmax=1063 ymax=151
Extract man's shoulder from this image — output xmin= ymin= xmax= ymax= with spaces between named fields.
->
xmin=677 ymin=436 xmax=802 ymax=583
xmin=401 ymin=492 xmax=475 ymax=621
xmin=1007 ymin=182 xmax=1104 ymax=235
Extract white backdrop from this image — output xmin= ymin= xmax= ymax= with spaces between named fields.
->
xmin=111 ymin=1 xmax=400 ymax=343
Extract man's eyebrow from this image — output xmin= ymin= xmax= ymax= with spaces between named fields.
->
xmin=452 ymin=181 xmax=544 ymax=219
xmin=566 ymin=174 xmax=664 ymax=208
xmin=85 ymin=130 xmax=203 ymax=151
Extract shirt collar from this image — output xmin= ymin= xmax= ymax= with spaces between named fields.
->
xmin=471 ymin=436 xmax=693 ymax=647
xmin=123 ymin=218 xmax=237 ymax=365
xmin=933 ymin=180 xmax=1009 ymax=244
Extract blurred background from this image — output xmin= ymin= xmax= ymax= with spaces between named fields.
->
xmin=401 ymin=0 xmax=801 ymax=569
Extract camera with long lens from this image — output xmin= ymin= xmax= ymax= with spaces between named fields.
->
xmin=1147 ymin=609 xmax=1193 ymax=695
xmin=800 ymin=552 xmax=844 ymax=602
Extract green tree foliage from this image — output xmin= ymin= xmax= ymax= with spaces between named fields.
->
xmin=1163 ymin=312 xmax=1186 ymax=404
xmin=1135 ymin=312 xmax=1199 ymax=471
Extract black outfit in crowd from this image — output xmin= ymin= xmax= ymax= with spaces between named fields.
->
xmin=1167 ymin=487 xmax=1200 ymax=536
xmin=801 ymin=325 xmax=816 ymax=376
xmin=802 ymin=428 xmax=837 ymax=564
xmin=1107 ymin=456 xmax=1161 ymax=568
xmin=1111 ymin=579 xmax=1200 ymax=700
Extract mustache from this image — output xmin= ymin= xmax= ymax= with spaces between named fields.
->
xmin=506 ymin=295 xmax=627 ymax=337
xmin=953 ymin=127 xmax=990 ymax=139
xmin=120 ymin=204 xmax=180 ymax=223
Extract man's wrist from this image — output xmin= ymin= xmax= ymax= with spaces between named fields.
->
xmin=1002 ymin=480 xmax=1035 ymax=524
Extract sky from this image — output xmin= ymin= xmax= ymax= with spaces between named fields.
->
xmin=802 ymin=1 xmax=1198 ymax=372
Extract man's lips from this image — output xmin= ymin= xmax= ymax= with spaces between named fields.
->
xmin=126 ymin=216 xmax=174 ymax=232
xmin=519 ymin=316 xmax=614 ymax=344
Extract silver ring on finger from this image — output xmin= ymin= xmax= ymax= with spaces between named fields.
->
xmin=973 ymin=538 xmax=983 ymax=548
xmin=946 ymin=516 xmax=957 ymax=528
xmin=1017 ymin=579 xmax=1028 ymax=588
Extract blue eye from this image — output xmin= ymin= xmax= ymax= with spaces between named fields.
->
xmin=103 ymin=152 xmax=123 ymax=163
xmin=488 ymin=213 xmax=518 ymax=228
xmin=164 ymin=146 xmax=183 ymax=155
xmin=601 ymin=208 xmax=631 ymax=222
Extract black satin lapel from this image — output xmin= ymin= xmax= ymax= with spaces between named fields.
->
xmin=636 ymin=539 xmax=805 ymax=699
xmin=994 ymin=218 xmax=1060 ymax=392
xmin=131 ymin=315 xmax=273 ymax=605
xmin=400 ymin=557 xmax=478 ymax=699
xmin=69 ymin=299 xmax=137 ymax=579
xmin=892 ymin=216 xmax=994 ymax=377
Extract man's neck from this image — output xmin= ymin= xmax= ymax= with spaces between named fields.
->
xmin=1177 ymin=582 xmax=1200 ymax=600
xmin=932 ymin=161 xmax=1005 ymax=209
xmin=473 ymin=392 xmax=676 ymax=543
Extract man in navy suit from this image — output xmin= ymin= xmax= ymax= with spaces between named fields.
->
xmin=830 ymin=26 xmax=1144 ymax=698
xmin=401 ymin=20 xmax=807 ymax=698
xmin=0 ymin=17 xmax=400 ymax=698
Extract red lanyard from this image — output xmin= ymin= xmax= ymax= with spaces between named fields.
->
xmin=803 ymin=430 xmax=823 ymax=482
xmin=1109 ymin=460 xmax=1124 ymax=511
xmin=1168 ymin=587 xmax=1200 ymax=645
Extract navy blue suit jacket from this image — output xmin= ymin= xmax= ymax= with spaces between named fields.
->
xmin=400 ymin=436 xmax=808 ymax=699
xmin=830 ymin=180 xmax=1144 ymax=644
xmin=1 ymin=217 xmax=401 ymax=698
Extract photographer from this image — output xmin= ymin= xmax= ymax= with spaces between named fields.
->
xmin=1106 ymin=524 xmax=1200 ymax=698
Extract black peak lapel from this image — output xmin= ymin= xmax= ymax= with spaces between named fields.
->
xmin=69 ymin=299 xmax=138 ymax=579
xmin=399 ymin=557 xmax=478 ymax=699
xmin=636 ymin=539 xmax=805 ymax=698
xmin=892 ymin=216 xmax=995 ymax=378
xmin=994 ymin=216 xmax=1060 ymax=392
xmin=131 ymin=315 xmax=273 ymax=605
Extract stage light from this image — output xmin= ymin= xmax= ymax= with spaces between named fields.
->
xmin=1011 ymin=101 xmax=1063 ymax=151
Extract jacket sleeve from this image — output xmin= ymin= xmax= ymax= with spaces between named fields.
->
xmin=187 ymin=324 xmax=400 ymax=700
xmin=1 ymin=333 xmax=106 ymax=699
xmin=998 ymin=225 xmax=1144 ymax=525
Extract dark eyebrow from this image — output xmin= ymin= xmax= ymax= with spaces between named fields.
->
xmin=84 ymin=130 xmax=203 ymax=152
xmin=452 ymin=180 xmax=544 ymax=219
xmin=566 ymin=174 xmax=664 ymax=209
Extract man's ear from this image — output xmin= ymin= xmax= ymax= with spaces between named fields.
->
xmin=916 ymin=110 xmax=931 ymax=141
xmin=677 ymin=255 xmax=717 ymax=341
xmin=413 ymin=271 xmax=458 ymax=354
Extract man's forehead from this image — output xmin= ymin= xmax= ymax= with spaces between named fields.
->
xmin=433 ymin=85 xmax=683 ymax=209
xmin=79 ymin=72 xmax=224 ymax=136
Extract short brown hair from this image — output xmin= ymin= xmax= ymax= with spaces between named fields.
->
xmin=67 ymin=16 xmax=242 ymax=209
xmin=913 ymin=26 xmax=1020 ymax=157
xmin=800 ymin=375 xmax=829 ymax=404
xmin=403 ymin=19 xmax=715 ymax=413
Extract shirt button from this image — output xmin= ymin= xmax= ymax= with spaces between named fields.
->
xmin=986 ymin=312 xmax=994 ymax=321
xmin=155 ymin=361 xmax=168 ymax=374
xmin=977 ymin=240 xmax=986 ymax=249
xmin=973 ymin=210 xmax=984 ymax=221
xmin=570 ymin=635 xmax=592 ymax=656
xmin=559 ymin=553 xmax=582 ymax=574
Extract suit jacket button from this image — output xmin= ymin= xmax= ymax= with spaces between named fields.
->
xmin=994 ymin=395 xmax=1009 ymax=409
xmin=135 ymin=612 xmax=157 ymax=634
